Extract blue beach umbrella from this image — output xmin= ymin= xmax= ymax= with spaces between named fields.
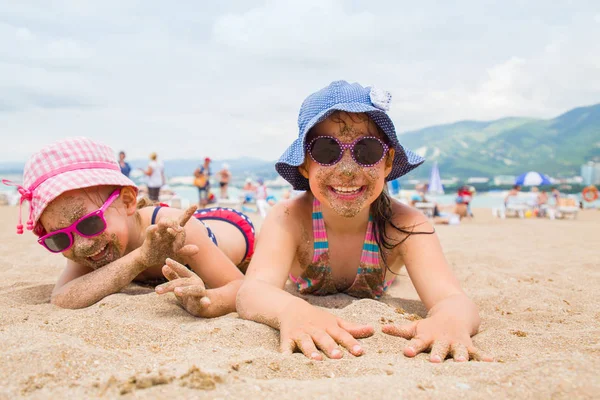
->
xmin=515 ymin=171 xmax=551 ymax=186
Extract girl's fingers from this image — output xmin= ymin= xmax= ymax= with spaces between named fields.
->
xmin=174 ymin=285 xmax=206 ymax=298
xmin=176 ymin=244 xmax=199 ymax=257
xmin=310 ymin=330 xmax=342 ymax=359
xmin=382 ymin=321 xmax=419 ymax=339
xmin=430 ymin=340 xmax=450 ymax=363
xmin=155 ymin=278 xmax=190 ymax=294
xmin=279 ymin=335 xmax=296 ymax=355
xmin=165 ymin=258 xmax=194 ymax=278
xmin=161 ymin=264 xmax=180 ymax=281
xmin=468 ymin=346 xmax=494 ymax=362
xmin=295 ymin=333 xmax=322 ymax=361
xmin=179 ymin=205 xmax=198 ymax=227
xmin=144 ymin=225 xmax=158 ymax=241
xmin=404 ymin=337 xmax=430 ymax=357
xmin=451 ymin=342 xmax=469 ymax=362
xmin=336 ymin=318 xmax=374 ymax=339
xmin=327 ymin=326 xmax=364 ymax=356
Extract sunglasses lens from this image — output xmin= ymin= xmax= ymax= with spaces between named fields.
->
xmin=76 ymin=215 xmax=106 ymax=236
xmin=43 ymin=232 xmax=71 ymax=252
xmin=310 ymin=137 xmax=341 ymax=165
xmin=353 ymin=138 xmax=385 ymax=165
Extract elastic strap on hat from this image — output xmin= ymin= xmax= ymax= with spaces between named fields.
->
xmin=2 ymin=179 xmax=34 ymax=234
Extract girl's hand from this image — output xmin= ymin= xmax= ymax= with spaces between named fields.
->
xmin=139 ymin=205 xmax=198 ymax=267
xmin=155 ymin=258 xmax=228 ymax=318
xmin=278 ymin=299 xmax=374 ymax=360
xmin=382 ymin=296 xmax=493 ymax=363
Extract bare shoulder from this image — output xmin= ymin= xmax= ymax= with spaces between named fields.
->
xmin=387 ymin=198 xmax=435 ymax=240
xmin=261 ymin=193 xmax=311 ymax=237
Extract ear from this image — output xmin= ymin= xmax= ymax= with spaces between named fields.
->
xmin=298 ymin=159 xmax=310 ymax=179
xmin=384 ymin=148 xmax=395 ymax=177
xmin=120 ymin=186 xmax=138 ymax=216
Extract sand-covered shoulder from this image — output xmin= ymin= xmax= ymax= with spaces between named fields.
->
xmin=0 ymin=207 xmax=598 ymax=399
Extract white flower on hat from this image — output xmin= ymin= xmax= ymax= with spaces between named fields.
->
xmin=369 ymin=87 xmax=392 ymax=111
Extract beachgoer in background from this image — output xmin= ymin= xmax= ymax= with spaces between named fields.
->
xmin=143 ymin=152 xmax=165 ymax=201
xmin=237 ymin=81 xmax=490 ymax=363
xmin=194 ymin=157 xmax=211 ymax=207
xmin=118 ymin=151 xmax=132 ymax=177
xmin=3 ymin=137 xmax=255 ymax=317
xmin=504 ymin=184 xmax=521 ymax=206
xmin=255 ymin=178 xmax=270 ymax=219
xmin=411 ymin=183 xmax=440 ymax=217
xmin=456 ymin=185 xmax=473 ymax=217
xmin=551 ymin=187 xmax=561 ymax=204
xmin=218 ymin=163 xmax=231 ymax=199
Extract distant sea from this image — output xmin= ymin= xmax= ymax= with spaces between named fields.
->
xmin=2 ymin=173 xmax=598 ymax=210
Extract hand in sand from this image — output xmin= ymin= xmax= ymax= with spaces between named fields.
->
xmin=278 ymin=300 xmax=374 ymax=360
xmin=382 ymin=297 xmax=493 ymax=363
xmin=139 ymin=205 xmax=198 ymax=268
xmin=155 ymin=258 xmax=228 ymax=318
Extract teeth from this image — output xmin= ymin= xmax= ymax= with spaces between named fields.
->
xmin=89 ymin=245 xmax=106 ymax=257
xmin=332 ymin=186 xmax=361 ymax=193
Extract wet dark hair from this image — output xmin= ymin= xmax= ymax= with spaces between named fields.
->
xmin=305 ymin=111 xmax=434 ymax=275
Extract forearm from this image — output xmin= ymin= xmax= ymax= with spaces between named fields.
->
xmin=51 ymin=249 xmax=146 ymax=309
xmin=203 ymin=279 xmax=243 ymax=317
xmin=429 ymin=293 xmax=481 ymax=335
xmin=236 ymin=279 xmax=300 ymax=329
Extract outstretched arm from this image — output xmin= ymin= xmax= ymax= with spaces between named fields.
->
xmin=237 ymin=200 xmax=373 ymax=360
xmin=382 ymin=207 xmax=492 ymax=362
xmin=51 ymin=206 xmax=198 ymax=309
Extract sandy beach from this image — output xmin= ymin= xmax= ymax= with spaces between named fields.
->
xmin=0 ymin=205 xmax=598 ymax=399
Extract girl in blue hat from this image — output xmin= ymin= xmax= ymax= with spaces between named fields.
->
xmin=237 ymin=81 xmax=491 ymax=363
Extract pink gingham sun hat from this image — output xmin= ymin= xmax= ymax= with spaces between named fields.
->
xmin=2 ymin=137 xmax=137 ymax=235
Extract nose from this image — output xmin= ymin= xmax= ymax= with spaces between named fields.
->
xmin=70 ymin=234 xmax=97 ymax=255
xmin=336 ymin=149 xmax=359 ymax=177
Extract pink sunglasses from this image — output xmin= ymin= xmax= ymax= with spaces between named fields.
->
xmin=38 ymin=189 xmax=121 ymax=253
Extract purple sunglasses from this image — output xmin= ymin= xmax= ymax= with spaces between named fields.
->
xmin=306 ymin=136 xmax=390 ymax=167
xmin=38 ymin=189 xmax=121 ymax=253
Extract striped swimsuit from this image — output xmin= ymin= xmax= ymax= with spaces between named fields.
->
xmin=289 ymin=198 xmax=394 ymax=299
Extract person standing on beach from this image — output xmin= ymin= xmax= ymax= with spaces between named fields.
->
xmin=237 ymin=81 xmax=491 ymax=363
xmin=194 ymin=157 xmax=211 ymax=207
xmin=118 ymin=151 xmax=132 ymax=177
xmin=143 ymin=152 xmax=165 ymax=201
xmin=2 ymin=137 xmax=256 ymax=316
xmin=218 ymin=163 xmax=231 ymax=199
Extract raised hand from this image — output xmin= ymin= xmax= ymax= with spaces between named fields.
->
xmin=155 ymin=258 xmax=227 ymax=318
xmin=278 ymin=299 xmax=374 ymax=360
xmin=139 ymin=205 xmax=198 ymax=268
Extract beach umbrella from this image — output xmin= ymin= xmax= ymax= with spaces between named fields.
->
xmin=515 ymin=171 xmax=551 ymax=186
xmin=428 ymin=162 xmax=444 ymax=194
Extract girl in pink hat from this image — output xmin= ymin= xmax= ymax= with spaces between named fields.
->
xmin=237 ymin=81 xmax=491 ymax=363
xmin=3 ymin=137 xmax=255 ymax=318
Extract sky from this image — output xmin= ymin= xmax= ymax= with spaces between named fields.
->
xmin=1 ymin=1 xmax=599 ymax=163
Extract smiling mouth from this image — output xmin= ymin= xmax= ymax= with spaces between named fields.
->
xmin=88 ymin=243 xmax=109 ymax=263
xmin=329 ymin=185 xmax=366 ymax=195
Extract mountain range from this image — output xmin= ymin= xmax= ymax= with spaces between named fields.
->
xmin=398 ymin=103 xmax=600 ymax=179
xmin=1 ymin=103 xmax=599 ymax=181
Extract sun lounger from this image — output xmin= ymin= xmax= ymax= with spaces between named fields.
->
xmin=414 ymin=202 xmax=436 ymax=218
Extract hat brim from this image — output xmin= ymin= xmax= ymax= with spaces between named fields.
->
xmin=31 ymin=169 xmax=137 ymax=233
xmin=276 ymin=103 xmax=425 ymax=191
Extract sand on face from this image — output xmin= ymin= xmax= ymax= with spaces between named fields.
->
xmin=0 ymin=206 xmax=599 ymax=399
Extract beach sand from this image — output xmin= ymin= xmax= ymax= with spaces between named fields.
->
xmin=0 ymin=206 xmax=598 ymax=399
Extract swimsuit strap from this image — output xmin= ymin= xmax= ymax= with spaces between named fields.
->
xmin=358 ymin=215 xmax=380 ymax=272
xmin=151 ymin=206 xmax=161 ymax=224
xmin=312 ymin=198 xmax=328 ymax=261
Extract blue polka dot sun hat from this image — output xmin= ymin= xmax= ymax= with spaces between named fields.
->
xmin=275 ymin=80 xmax=425 ymax=191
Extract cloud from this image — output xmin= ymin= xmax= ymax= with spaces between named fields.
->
xmin=0 ymin=1 xmax=598 ymax=163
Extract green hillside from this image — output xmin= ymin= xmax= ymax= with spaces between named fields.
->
xmin=398 ymin=103 xmax=600 ymax=179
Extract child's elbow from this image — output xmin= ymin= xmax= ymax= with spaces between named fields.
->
xmin=235 ymin=280 xmax=257 ymax=320
xmin=50 ymin=293 xmax=89 ymax=309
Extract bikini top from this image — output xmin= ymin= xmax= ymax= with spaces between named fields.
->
xmin=289 ymin=198 xmax=394 ymax=299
